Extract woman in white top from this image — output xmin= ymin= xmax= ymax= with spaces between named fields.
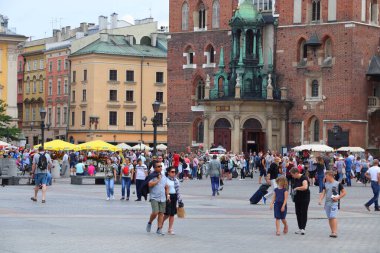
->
xmin=163 ymin=166 xmax=184 ymax=235
xmin=134 ymin=158 xmax=147 ymax=201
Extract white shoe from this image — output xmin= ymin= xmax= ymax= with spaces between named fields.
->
xmin=295 ymin=230 xmax=302 ymax=234
xmin=111 ymin=195 xmax=115 ymax=200
xmin=301 ymin=229 xmax=305 ymax=235
xmin=106 ymin=197 xmax=110 ymax=201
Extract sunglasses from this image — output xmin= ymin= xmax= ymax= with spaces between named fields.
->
xmin=169 ymin=170 xmax=176 ymax=173
xmin=156 ymin=165 xmax=162 ymax=168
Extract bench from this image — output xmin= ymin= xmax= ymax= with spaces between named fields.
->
xmin=0 ymin=176 xmax=32 ymax=185
xmin=70 ymin=176 xmax=105 ymax=185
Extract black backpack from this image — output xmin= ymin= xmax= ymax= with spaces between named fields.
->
xmin=38 ymin=153 xmax=48 ymax=171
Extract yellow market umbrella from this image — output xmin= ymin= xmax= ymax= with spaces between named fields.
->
xmin=34 ymin=140 xmax=77 ymax=151
xmin=77 ymin=140 xmax=121 ymax=152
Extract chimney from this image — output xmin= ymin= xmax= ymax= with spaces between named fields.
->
xmin=57 ymin=30 xmax=62 ymax=41
xmin=98 ymin=15 xmax=108 ymax=31
xmin=151 ymin=33 xmax=158 ymax=47
xmin=80 ymin=22 xmax=88 ymax=33
xmin=76 ymin=32 xmax=85 ymax=39
xmin=111 ymin=12 xmax=118 ymax=29
xmin=100 ymin=32 xmax=109 ymax=42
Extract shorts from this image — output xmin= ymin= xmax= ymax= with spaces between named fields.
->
xmin=34 ymin=173 xmax=48 ymax=186
xmin=70 ymin=162 xmax=76 ymax=168
xmin=274 ymin=202 xmax=287 ymax=219
xmin=325 ymin=204 xmax=338 ymax=219
xmin=224 ymin=168 xmax=230 ymax=173
xmin=165 ymin=194 xmax=178 ymax=216
xmin=151 ymin=199 xmax=166 ymax=213
xmin=309 ymin=170 xmax=316 ymax=178
xmin=259 ymin=168 xmax=267 ymax=177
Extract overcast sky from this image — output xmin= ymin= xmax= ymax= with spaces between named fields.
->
xmin=0 ymin=0 xmax=169 ymax=40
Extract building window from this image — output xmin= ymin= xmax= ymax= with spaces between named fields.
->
xmin=254 ymin=0 xmax=273 ymax=11
xmin=63 ymin=107 xmax=67 ymax=124
xmin=49 ymin=61 xmax=53 ymax=72
xmin=83 ymin=69 xmax=87 ymax=81
xmin=126 ymin=70 xmax=134 ymax=82
xmin=18 ymin=81 xmax=22 ymax=94
xmin=109 ymin=111 xmax=117 ymax=126
xmin=72 ymin=90 xmax=76 ymax=102
xmin=57 ymin=60 xmax=62 ymax=71
xmin=33 ymin=78 xmax=37 ymax=93
xmin=184 ymin=47 xmax=195 ymax=66
xmin=57 ymin=107 xmax=61 ymax=125
xmin=313 ymin=119 xmax=320 ymax=142
xmin=156 ymin=112 xmax=163 ymax=126
xmin=39 ymin=59 xmax=44 ymax=70
xmin=371 ymin=0 xmax=379 ymax=24
xmin=212 ymin=0 xmax=220 ymax=28
xmin=109 ymin=90 xmax=117 ymax=101
xmin=64 ymin=79 xmax=68 ymax=94
xmin=197 ymin=121 xmax=204 ymax=143
xmin=72 ymin=71 xmax=76 ymax=82
xmin=311 ymin=80 xmax=319 ymax=97
xmin=182 ymin=1 xmax=189 ymax=30
xmin=26 ymin=79 xmax=30 ymax=93
xmin=18 ymin=61 xmax=22 ymax=72
xmin=126 ymin=112 xmax=133 ymax=126
xmin=298 ymin=39 xmax=307 ymax=64
xmin=48 ymin=80 xmax=52 ymax=96
xmin=126 ymin=90 xmax=134 ymax=101
xmin=81 ymin=111 xmax=86 ymax=126
xmin=205 ymin=45 xmax=215 ymax=65
xmin=312 ymin=0 xmax=321 ymax=22
xmin=39 ymin=79 xmax=43 ymax=93
xmin=48 ymin=108 xmax=52 ymax=125
xmin=156 ymin=92 xmax=164 ymax=103
xmin=33 ymin=60 xmax=37 ymax=70
xmin=64 ymin=59 xmax=69 ymax=70
xmin=57 ymin=80 xmax=61 ymax=95
xmin=25 ymin=107 xmax=30 ymax=121
xmin=71 ymin=111 xmax=75 ymax=126
xmin=156 ymin=72 xmax=164 ymax=83
xmin=198 ymin=2 xmax=206 ymax=29
xmin=197 ymin=80 xmax=205 ymax=100
xmin=109 ymin=70 xmax=117 ymax=81
xmin=82 ymin=89 xmax=86 ymax=102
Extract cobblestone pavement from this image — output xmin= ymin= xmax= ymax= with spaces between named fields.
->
xmin=0 ymin=176 xmax=379 ymax=253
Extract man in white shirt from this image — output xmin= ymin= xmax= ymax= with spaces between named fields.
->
xmin=61 ymin=152 xmax=69 ymax=176
xmin=364 ymin=159 xmax=380 ymax=211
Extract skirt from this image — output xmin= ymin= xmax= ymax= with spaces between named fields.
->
xmin=165 ymin=194 xmax=178 ymax=216
xmin=274 ymin=202 xmax=287 ymax=220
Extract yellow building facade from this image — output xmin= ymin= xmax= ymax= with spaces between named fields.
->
xmin=68 ymin=32 xmax=168 ymax=146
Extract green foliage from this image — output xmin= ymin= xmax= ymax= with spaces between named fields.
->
xmin=0 ymin=100 xmax=20 ymax=141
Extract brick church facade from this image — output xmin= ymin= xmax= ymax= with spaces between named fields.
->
xmin=168 ymin=0 xmax=380 ymax=153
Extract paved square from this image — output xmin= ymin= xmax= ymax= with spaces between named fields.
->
xmin=0 ymin=177 xmax=379 ymax=253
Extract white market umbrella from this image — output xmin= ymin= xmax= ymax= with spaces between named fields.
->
xmin=0 ymin=141 xmax=11 ymax=148
xmin=156 ymin=144 xmax=167 ymax=150
xmin=292 ymin=144 xmax=334 ymax=152
xmin=132 ymin=143 xmax=150 ymax=151
xmin=337 ymin=147 xmax=365 ymax=153
xmin=117 ymin=143 xmax=132 ymax=150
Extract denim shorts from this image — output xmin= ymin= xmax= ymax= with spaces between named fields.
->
xmin=325 ymin=203 xmax=338 ymax=219
xmin=35 ymin=173 xmax=48 ymax=186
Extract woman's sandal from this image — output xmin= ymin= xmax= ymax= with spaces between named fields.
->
xmin=42 ymin=200 xmax=46 ymax=203
xmin=329 ymin=233 xmax=338 ymax=238
xmin=283 ymin=226 xmax=288 ymax=234
xmin=276 ymin=231 xmax=281 ymax=236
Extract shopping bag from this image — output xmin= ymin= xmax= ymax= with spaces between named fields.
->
xmin=177 ymin=207 xmax=185 ymax=218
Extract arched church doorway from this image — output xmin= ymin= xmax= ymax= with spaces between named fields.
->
xmin=242 ymin=118 xmax=265 ymax=153
xmin=214 ymin=118 xmax=231 ymax=151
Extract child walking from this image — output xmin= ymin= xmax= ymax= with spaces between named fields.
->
xmin=270 ymin=176 xmax=289 ymax=236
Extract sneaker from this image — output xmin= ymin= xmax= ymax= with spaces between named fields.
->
xmin=364 ymin=204 xmax=370 ymax=211
xmin=156 ymin=228 xmax=165 ymax=236
xmin=375 ymin=208 xmax=380 ymax=211
xmin=135 ymin=199 xmax=141 ymax=202
xmin=126 ymin=198 xmax=129 ymax=201
xmin=295 ymin=230 xmax=302 ymax=234
xmin=146 ymin=223 xmax=152 ymax=233
xmin=301 ymin=229 xmax=305 ymax=235
xmin=217 ymin=191 xmax=220 ymax=196
xmin=106 ymin=197 xmax=110 ymax=201
xmin=111 ymin=195 xmax=115 ymax=200
xmin=120 ymin=197 xmax=125 ymax=200
xmin=263 ymin=197 xmax=267 ymax=205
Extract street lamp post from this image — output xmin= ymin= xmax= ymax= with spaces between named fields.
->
xmin=142 ymin=101 xmax=170 ymax=156
xmin=40 ymin=109 xmax=47 ymax=149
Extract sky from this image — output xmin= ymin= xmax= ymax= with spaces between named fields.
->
xmin=0 ymin=0 xmax=169 ymax=39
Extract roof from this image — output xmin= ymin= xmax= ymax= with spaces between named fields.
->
xmin=71 ymin=34 xmax=167 ymax=58
xmin=233 ymin=0 xmax=259 ymax=22
xmin=367 ymin=55 xmax=380 ymax=77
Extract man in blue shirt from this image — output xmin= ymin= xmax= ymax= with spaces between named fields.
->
xmin=344 ymin=154 xmax=352 ymax=187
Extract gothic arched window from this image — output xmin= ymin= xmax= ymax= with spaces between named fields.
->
xmin=182 ymin=2 xmax=189 ymax=30
xmin=198 ymin=2 xmax=206 ymax=29
xmin=212 ymin=0 xmax=220 ymax=28
xmin=314 ymin=119 xmax=320 ymax=142
xmin=312 ymin=0 xmax=321 ymax=21
xmin=197 ymin=80 xmax=205 ymax=100
xmin=197 ymin=122 xmax=204 ymax=143
xmin=311 ymin=80 xmax=319 ymax=97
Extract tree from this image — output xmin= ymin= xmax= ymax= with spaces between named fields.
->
xmin=0 ymin=100 xmax=20 ymax=141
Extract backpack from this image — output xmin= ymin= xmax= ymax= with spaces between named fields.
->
xmin=38 ymin=153 xmax=48 ymax=171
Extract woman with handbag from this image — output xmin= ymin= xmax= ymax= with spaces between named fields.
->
xmin=290 ymin=167 xmax=310 ymax=235
xmin=104 ymin=158 xmax=117 ymax=201
xmin=163 ymin=166 xmax=184 ymax=235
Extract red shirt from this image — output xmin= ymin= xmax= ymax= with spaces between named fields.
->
xmin=173 ymin=154 xmax=180 ymax=167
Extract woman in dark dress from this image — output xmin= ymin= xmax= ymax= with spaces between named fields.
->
xmin=290 ymin=167 xmax=310 ymax=235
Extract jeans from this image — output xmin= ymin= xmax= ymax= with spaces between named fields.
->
xmin=135 ymin=179 xmax=144 ymax=200
xmin=295 ymin=198 xmax=310 ymax=230
xmin=210 ymin=176 xmax=220 ymax=196
xmin=338 ymin=172 xmax=343 ymax=182
xmin=46 ymin=172 xmax=52 ymax=185
xmin=318 ymin=175 xmax=325 ymax=193
xmin=105 ymin=178 xmax=114 ymax=198
xmin=365 ymin=181 xmax=379 ymax=209
xmin=192 ymin=166 xmax=198 ymax=179
xmin=345 ymin=171 xmax=352 ymax=186
xmin=121 ymin=177 xmax=132 ymax=198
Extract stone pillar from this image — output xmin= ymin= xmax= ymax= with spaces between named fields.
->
xmin=204 ymin=74 xmax=210 ymax=100
xmin=301 ymin=120 xmax=305 ymax=144
xmin=203 ymin=115 xmax=209 ymax=150
xmin=233 ymin=114 xmax=240 ymax=153
xmin=266 ymin=74 xmax=273 ymax=100
xmin=266 ymin=115 xmax=273 ymax=151
xmin=322 ymin=122 xmax=327 ymax=145
xmin=280 ymin=114 xmax=286 ymax=147
xmin=253 ymin=33 xmax=257 ymax=58
xmin=235 ymin=75 xmax=241 ymax=99
xmin=209 ymin=128 xmax=214 ymax=150
xmin=258 ymin=32 xmax=264 ymax=65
